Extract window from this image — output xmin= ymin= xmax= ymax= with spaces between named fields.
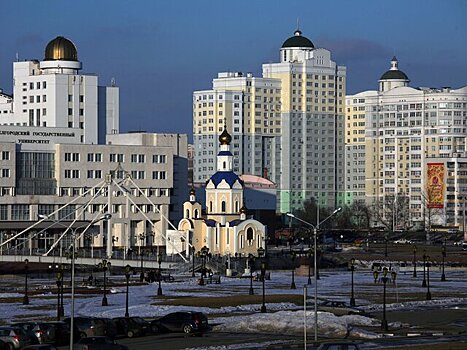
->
xmin=64 ymin=153 xmax=80 ymax=162
xmin=246 ymin=228 xmax=254 ymax=242
xmin=221 ymin=201 xmax=226 ymax=212
xmin=65 ymin=169 xmax=80 ymax=178
xmin=0 ymin=205 xmax=7 ymax=220
xmin=1 ymin=169 xmax=10 ymax=178
xmin=79 ymin=95 xmax=84 ymax=103
xmin=12 ymin=204 xmax=29 ymax=220
xmin=1 ymin=151 xmax=10 ymax=160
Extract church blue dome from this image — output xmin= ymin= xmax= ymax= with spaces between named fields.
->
xmin=207 ymin=171 xmax=243 ymax=188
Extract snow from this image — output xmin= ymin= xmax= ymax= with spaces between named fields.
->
xmin=1 ymin=267 xmax=467 ymax=340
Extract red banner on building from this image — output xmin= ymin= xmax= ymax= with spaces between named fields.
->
xmin=427 ymin=163 xmax=445 ymax=208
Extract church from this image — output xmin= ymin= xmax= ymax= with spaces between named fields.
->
xmin=168 ymin=128 xmax=267 ymax=257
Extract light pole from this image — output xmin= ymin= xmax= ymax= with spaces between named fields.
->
xmin=307 ymin=249 xmax=312 ymax=286
xmin=157 ymin=252 xmax=163 ymax=296
xmin=412 ymin=245 xmax=417 ymax=278
xmin=290 ymin=252 xmax=296 ymax=290
xmin=125 ymin=264 xmax=131 ymax=318
xmin=38 ymin=213 xmax=111 ymax=350
xmin=192 ymin=248 xmax=196 ymax=278
xmin=381 ymin=267 xmax=389 ymax=331
xmin=248 ymin=254 xmax=255 ymax=295
xmin=441 ymin=245 xmax=446 ymax=282
xmin=422 ymin=251 xmax=427 ymax=287
xmin=139 ymin=233 xmax=145 ymax=282
xmin=258 ymin=247 xmax=266 ymax=313
xmin=23 ymin=259 xmax=29 ymax=305
xmin=54 ymin=265 xmax=64 ymax=320
xmin=426 ymin=256 xmax=432 ymax=300
xmin=287 ymin=207 xmax=342 ymax=342
xmin=349 ymin=258 xmax=356 ymax=307
xmin=99 ymin=259 xmax=111 ymax=306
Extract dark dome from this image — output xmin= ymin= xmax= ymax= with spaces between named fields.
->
xmin=189 ymin=187 xmax=196 ymax=196
xmin=219 ymin=128 xmax=232 ymax=145
xmin=281 ymin=30 xmax=314 ymax=48
xmin=240 ymin=205 xmax=247 ymax=214
xmin=380 ymin=70 xmax=409 ymax=81
xmin=44 ymin=36 xmax=78 ymax=61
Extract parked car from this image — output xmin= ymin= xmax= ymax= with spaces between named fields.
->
xmin=93 ymin=319 xmax=117 ymax=340
xmin=317 ymin=342 xmax=362 ymax=350
xmin=151 ymin=311 xmax=209 ymax=334
xmin=74 ymin=336 xmax=128 ymax=350
xmin=21 ymin=345 xmax=58 ymax=350
xmin=0 ymin=339 xmax=7 ymax=350
xmin=128 ymin=317 xmax=151 ymax=335
xmin=12 ymin=322 xmax=69 ymax=346
xmin=112 ymin=317 xmax=144 ymax=338
xmin=393 ymin=238 xmax=412 ymax=244
xmin=63 ymin=317 xmax=106 ymax=339
xmin=0 ymin=326 xmax=32 ymax=350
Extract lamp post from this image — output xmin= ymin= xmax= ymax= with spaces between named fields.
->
xmin=384 ymin=234 xmax=388 ymax=258
xmin=198 ymin=246 xmax=209 ymax=285
xmin=412 ymin=245 xmax=417 ymax=278
xmin=426 ymin=256 xmax=432 ymax=300
xmin=441 ymin=245 xmax=446 ymax=282
xmin=381 ymin=267 xmax=389 ymax=331
xmin=38 ymin=213 xmax=111 ymax=350
xmin=192 ymin=248 xmax=196 ymax=277
xmin=248 ymin=253 xmax=255 ymax=295
xmin=422 ymin=251 xmax=427 ymax=287
xmin=55 ymin=265 xmax=64 ymax=320
xmin=287 ymin=207 xmax=342 ymax=342
xmin=349 ymin=258 xmax=356 ymax=307
xmin=258 ymin=247 xmax=266 ymax=313
xmin=139 ymin=233 xmax=145 ymax=282
xmin=157 ymin=252 xmax=163 ymax=296
xmin=23 ymin=259 xmax=29 ymax=305
xmin=125 ymin=264 xmax=131 ymax=318
xmin=99 ymin=259 xmax=111 ymax=306
xmin=290 ymin=252 xmax=296 ymax=289
xmin=307 ymin=249 xmax=312 ymax=286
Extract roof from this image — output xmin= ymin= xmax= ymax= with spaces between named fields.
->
xmin=240 ymin=174 xmax=275 ymax=187
xmin=218 ymin=151 xmax=233 ymax=156
xmin=204 ymin=219 xmax=217 ymax=227
xmin=380 ymin=70 xmax=409 ymax=81
xmin=208 ymin=171 xmax=242 ymax=188
xmin=229 ymin=219 xmax=243 ymax=227
xmin=282 ymin=30 xmax=314 ymax=49
xmin=44 ymin=36 xmax=78 ymax=61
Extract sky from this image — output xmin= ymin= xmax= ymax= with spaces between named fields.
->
xmin=1 ymin=0 xmax=466 ymax=140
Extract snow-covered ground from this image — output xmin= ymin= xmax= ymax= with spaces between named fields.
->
xmin=1 ymin=266 xmax=466 ymax=339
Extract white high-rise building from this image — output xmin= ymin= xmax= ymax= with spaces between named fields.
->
xmin=194 ymin=30 xmax=346 ymax=213
xmin=346 ymin=57 xmax=467 ymax=229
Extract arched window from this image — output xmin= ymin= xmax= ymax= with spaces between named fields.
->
xmin=221 ymin=201 xmax=226 ymax=212
xmin=185 ymin=209 xmax=189 ymax=218
xmin=235 ymin=201 xmax=239 ymax=212
xmin=209 ymin=201 xmax=213 ymax=212
xmin=246 ymin=227 xmax=254 ymax=243
xmin=223 ymin=161 xmax=226 ymax=169
xmin=194 ymin=209 xmax=199 ymax=218
xmin=239 ymin=234 xmax=244 ymax=249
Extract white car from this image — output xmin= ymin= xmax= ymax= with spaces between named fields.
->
xmin=393 ymin=238 xmax=412 ymax=244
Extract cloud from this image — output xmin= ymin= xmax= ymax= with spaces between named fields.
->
xmin=316 ymin=36 xmax=391 ymax=62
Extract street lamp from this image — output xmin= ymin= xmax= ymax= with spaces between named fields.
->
xmin=139 ymin=233 xmax=145 ymax=282
xmin=290 ymin=252 xmax=296 ymax=290
xmin=307 ymin=249 xmax=312 ymax=286
xmin=426 ymin=256 xmax=432 ymax=300
xmin=157 ymin=252 xmax=163 ymax=296
xmin=412 ymin=245 xmax=417 ymax=278
xmin=258 ymin=247 xmax=266 ymax=313
xmin=125 ymin=264 xmax=131 ymax=318
xmin=422 ymin=251 xmax=427 ymax=287
xmin=192 ymin=247 xmax=196 ymax=278
xmin=287 ymin=207 xmax=342 ymax=341
xmin=248 ymin=254 xmax=255 ymax=295
xmin=38 ymin=212 xmax=111 ymax=349
xmin=384 ymin=233 xmax=388 ymax=258
xmin=23 ymin=259 xmax=29 ymax=305
xmin=98 ymin=259 xmax=111 ymax=306
xmin=441 ymin=245 xmax=446 ymax=282
xmin=381 ymin=267 xmax=389 ymax=331
xmin=349 ymin=258 xmax=356 ymax=307
xmin=198 ymin=246 xmax=209 ymax=285
xmin=52 ymin=264 xmax=64 ymax=320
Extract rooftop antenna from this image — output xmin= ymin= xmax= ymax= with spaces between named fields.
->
xmin=15 ymin=52 xmax=19 ymax=62
xmin=297 ymin=17 xmax=300 ymax=31
xmin=111 ymin=77 xmax=116 ymax=87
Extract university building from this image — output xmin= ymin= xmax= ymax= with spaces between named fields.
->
xmin=0 ymin=37 xmax=188 ymax=256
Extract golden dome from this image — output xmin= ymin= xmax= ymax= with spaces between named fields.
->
xmin=219 ymin=128 xmax=232 ymax=145
xmin=44 ymin=36 xmax=78 ymax=61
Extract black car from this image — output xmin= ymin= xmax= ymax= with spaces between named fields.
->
xmin=316 ymin=342 xmax=362 ymax=350
xmin=112 ymin=318 xmax=144 ymax=338
xmin=151 ymin=312 xmax=208 ymax=334
xmin=63 ymin=317 xmax=106 ymax=339
xmin=21 ymin=345 xmax=59 ymax=350
xmin=74 ymin=336 xmax=128 ymax=350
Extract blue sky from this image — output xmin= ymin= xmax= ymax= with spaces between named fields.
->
xmin=1 ymin=0 xmax=466 ymax=139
